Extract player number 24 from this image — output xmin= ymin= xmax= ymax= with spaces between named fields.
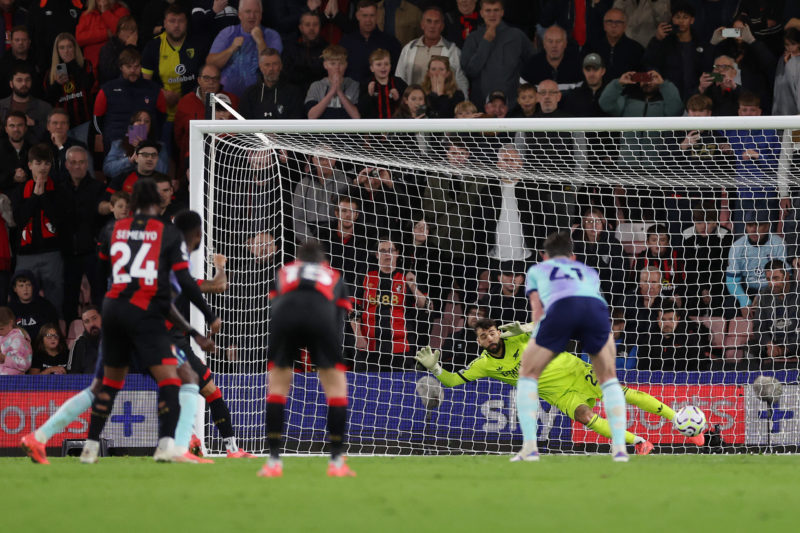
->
xmin=111 ymin=242 xmax=158 ymax=286
xmin=549 ymin=266 xmax=583 ymax=281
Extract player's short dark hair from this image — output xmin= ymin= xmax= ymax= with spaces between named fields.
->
xmin=764 ymin=259 xmax=788 ymax=272
xmin=135 ymin=140 xmax=161 ymax=155
xmin=543 ymin=231 xmax=573 ymax=258
xmin=131 ymin=178 xmax=161 ymax=211
xmin=297 ymin=239 xmax=327 ymax=262
xmin=28 ymin=143 xmax=53 ymax=164
xmin=173 ymin=210 xmax=202 ymax=235
xmin=474 ymin=317 xmax=497 ymax=332
xmin=0 ymin=306 xmax=15 ymax=325
xmin=5 ymin=110 xmax=26 ymax=127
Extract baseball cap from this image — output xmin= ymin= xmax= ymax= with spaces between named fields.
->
xmin=583 ymin=53 xmax=604 ymax=69
xmin=485 ymin=90 xmax=507 ymax=104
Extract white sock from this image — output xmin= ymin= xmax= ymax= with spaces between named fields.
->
xmin=175 ymin=384 xmax=200 ymax=448
xmin=223 ymin=437 xmax=239 ymax=453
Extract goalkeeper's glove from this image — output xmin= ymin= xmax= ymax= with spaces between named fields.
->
xmin=414 ymin=346 xmax=442 ymax=376
xmin=498 ymin=321 xmax=535 ymax=338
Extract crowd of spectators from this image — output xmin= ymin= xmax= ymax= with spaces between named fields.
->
xmin=1 ymin=0 xmax=800 ymax=377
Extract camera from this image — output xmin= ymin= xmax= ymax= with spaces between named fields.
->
xmin=721 ymin=27 xmax=742 ymax=38
xmin=708 ymin=72 xmax=724 ymax=83
xmin=415 ymin=105 xmax=427 ymax=117
xmin=56 ymin=63 xmax=68 ymax=77
xmin=631 ymin=72 xmax=652 ymax=83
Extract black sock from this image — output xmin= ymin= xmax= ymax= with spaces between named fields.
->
xmin=327 ymin=398 xmax=347 ymax=461
xmin=157 ymin=382 xmax=180 ymax=439
xmin=88 ymin=380 xmax=123 ymax=441
xmin=266 ymin=394 xmax=286 ymax=460
xmin=208 ymin=397 xmax=234 ymax=439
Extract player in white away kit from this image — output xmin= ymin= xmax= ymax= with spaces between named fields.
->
xmin=512 ymin=231 xmax=629 ymax=462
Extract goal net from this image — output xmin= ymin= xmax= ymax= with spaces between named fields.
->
xmin=189 ymin=110 xmax=800 ymax=455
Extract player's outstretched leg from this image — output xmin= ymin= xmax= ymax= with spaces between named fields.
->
xmin=22 ymin=387 xmax=97 ymax=464
xmin=319 ymin=366 xmax=355 ymax=477
xmin=82 ymin=374 xmax=125 ymax=464
xmin=592 ymin=336 xmax=628 ymax=462
xmin=574 ymin=405 xmax=653 ymax=455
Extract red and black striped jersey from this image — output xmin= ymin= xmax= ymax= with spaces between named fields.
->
xmin=98 ymin=214 xmax=189 ymax=315
xmin=271 ymin=261 xmax=352 ymax=312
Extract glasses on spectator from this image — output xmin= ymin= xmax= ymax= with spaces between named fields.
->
xmin=539 ymin=90 xmax=560 ymax=95
xmin=377 ymin=247 xmax=397 ymax=254
xmin=713 ymin=64 xmax=734 ymax=71
xmin=604 ymin=19 xmax=625 ymax=25
xmin=137 ymin=151 xmax=159 ymax=158
xmin=45 ymin=333 xmax=59 ymax=338
xmin=199 ymin=75 xmax=221 ymax=81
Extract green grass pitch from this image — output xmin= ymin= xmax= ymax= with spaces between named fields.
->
xmin=5 ymin=455 xmax=799 ymax=532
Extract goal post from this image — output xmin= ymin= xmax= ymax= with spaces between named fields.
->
xmin=189 ymin=113 xmax=800 ymax=455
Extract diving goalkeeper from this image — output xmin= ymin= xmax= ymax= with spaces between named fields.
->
xmin=414 ymin=318 xmax=705 ymax=453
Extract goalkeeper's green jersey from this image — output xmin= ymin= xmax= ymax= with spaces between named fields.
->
xmin=436 ymin=333 xmax=600 ymax=406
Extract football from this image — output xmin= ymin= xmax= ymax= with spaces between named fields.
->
xmin=673 ymin=405 xmax=707 ymax=437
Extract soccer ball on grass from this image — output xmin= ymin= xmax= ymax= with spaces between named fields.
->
xmin=673 ymin=405 xmax=707 ymax=437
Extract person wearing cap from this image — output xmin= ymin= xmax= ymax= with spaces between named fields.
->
xmin=483 ymin=90 xmax=508 ymax=117
xmin=520 ymin=25 xmax=582 ymax=87
xmin=643 ymin=2 xmax=710 ymax=100
xmin=582 ymin=7 xmax=643 ymax=82
xmin=240 ymin=48 xmax=304 ymax=120
xmin=461 ymin=0 xmax=533 ymax=107
xmin=562 ymin=53 xmax=608 ymax=116
xmin=726 ymin=206 xmax=787 ymax=318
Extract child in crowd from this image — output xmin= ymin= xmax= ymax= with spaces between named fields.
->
xmin=0 ymin=306 xmax=32 ymax=375
xmin=109 ymin=191 xmax=131 ymax=220
xmin=454 ymin=100 xmax=480 ymax=118
xmin=507 ymin=83 xmax=537 ymax=117
xmin=359 ymin=48 xmax=407 ymax=119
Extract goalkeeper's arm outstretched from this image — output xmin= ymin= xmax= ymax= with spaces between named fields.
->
xmin=415 ymin=318 xmax=705 ymax=452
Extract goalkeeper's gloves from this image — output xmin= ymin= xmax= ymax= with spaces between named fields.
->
xmin=414 ymin=346 xmax=442 ymax=376
xmin=498 ymin=321 xmax=535 ymax=338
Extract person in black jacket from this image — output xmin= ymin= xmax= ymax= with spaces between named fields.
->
xmin=59 ymin=146 xmax=104 ymax=321
xmin=440 ymin=302 xmax=486 ymax=370
xmin=582 ymin=7 xmax=643 ymax=82
xmin=239 ymin=48 xmax=304 ymax=119
xmin=637 ymin=299 xmax=712 ymax=371
xmin=572 ymin=206 xmax=627 ymax=308
xmin=643 ymin=2 xmax=710 ymax=100
xmin=8 ymin=269 xmax=60 ymax=341
xmin=96 ymin=15 xmax=138 ymax=87
xmin=0 ymin=111 xmax=31 ymax=196
xmin=12 ymin=144 xmax=65 ymax=316
xmin=281 ymin=10 xmax=328 ymax=95
xmin=68 ymin=305 xmax=101 ymax=374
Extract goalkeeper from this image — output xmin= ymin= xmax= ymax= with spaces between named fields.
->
xmin=415 ymin=318 xmax=705 ymax=453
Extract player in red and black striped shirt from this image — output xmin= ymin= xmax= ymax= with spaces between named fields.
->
xmin=83 ymin=178 xmax=219 ymax=463
xmin=259 ymin=240 xmax=356 ymax=478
